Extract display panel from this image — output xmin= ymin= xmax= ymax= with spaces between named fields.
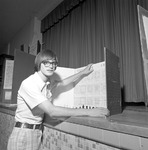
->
xmin=11 ymin=48 xmax=121 ymax=115
xmin=52 ymin=48 xmax=121 ymax=115
xmin=11 ymin=50 xmax=35 ymax=104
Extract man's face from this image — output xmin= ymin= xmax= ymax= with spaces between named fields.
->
xmin=40 ymin=59 xmax=57 ymax=77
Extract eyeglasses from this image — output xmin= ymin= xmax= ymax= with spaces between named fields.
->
xmin=42 ymin=60 xmax=58 ymax=67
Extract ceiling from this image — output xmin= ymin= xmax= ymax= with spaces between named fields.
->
xmin=0 ymin=0 xmax=63 ymax=51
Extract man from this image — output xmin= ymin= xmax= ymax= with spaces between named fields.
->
xmin=7 ymin=49 xmax=109 ymax=150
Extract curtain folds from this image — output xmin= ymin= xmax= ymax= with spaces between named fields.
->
xmin=41 ymin=0 xmax=148 ymax=104
xmin=41 ymin=0 xmax=85 ymax=33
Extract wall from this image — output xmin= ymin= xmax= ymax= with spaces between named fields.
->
xmin=42 ymin=126 xmax=120 ymax=150
xmin=0 ymin=111 xmax=15 ymax=150
xmin=8 ymin=17 xmax=42 ymax=56
xmin=3 ymin=0 xmax=64 ymax=56
xmin=8 ymin=18 xmax=34 ymax=55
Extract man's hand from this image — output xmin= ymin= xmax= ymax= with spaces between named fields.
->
xmin=83 ymin=64 xmax=94 ymax=76
xmin=88 ymin=107 xmax=110 ymax=118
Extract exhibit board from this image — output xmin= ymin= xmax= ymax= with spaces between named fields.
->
xmin=11 ymin=50 xmax=35 ymax=104
xmin=0 ymin=54 xmax=14 ymax=103
xmin=52 ymin=62 xmax=106 ymax=109
xmin=11 ymin=48 xmax=121 ymax=115
xmin=52 ymin=48 xmax=122 ymax=115
xmin=105 ymin=48 xmax=121 ymax=115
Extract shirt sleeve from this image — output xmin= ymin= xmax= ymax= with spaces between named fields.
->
xmin=18 ymin=80 xmax=48 ymax=109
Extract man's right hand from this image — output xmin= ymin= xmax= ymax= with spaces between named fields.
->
xmin=88 ymin=107 xmax=110 ymax=118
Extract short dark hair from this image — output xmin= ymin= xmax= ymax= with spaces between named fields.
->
xmin=34 ymin=49 xmax=58 ymax=71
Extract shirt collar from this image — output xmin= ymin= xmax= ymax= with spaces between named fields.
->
xmin=34 ymin=72 xmax=50 ymax=92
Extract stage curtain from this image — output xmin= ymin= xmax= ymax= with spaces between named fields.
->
xmin=41 ymin=0 xmax=148 ymax=104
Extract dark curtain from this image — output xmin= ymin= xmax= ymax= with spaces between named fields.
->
xmin=41 ymin=0 xmax=148 ymax=104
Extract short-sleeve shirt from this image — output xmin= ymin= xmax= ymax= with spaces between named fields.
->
xmin=15 ymin=72 xmax=51 ymax=124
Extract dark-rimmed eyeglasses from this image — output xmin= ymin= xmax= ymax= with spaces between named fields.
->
xmin=42 ymin=60 xmax=58 ymax=67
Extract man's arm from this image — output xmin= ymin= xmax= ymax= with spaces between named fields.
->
xmin=56 ymin=64 xmax=93 ymax=87
xmin=37 ymin=99 xmax=109 ymax=118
